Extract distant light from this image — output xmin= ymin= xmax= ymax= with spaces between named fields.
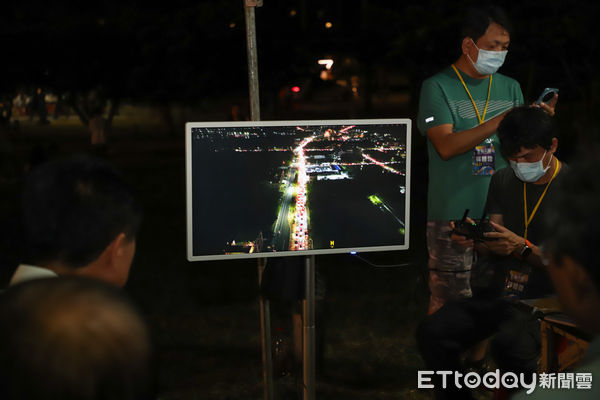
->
xmin=229 ymin=22 xmax=236 ymax=28
xmin=318 ymin=59 xmax=334 ymax=70
xmin=291 ymin=86 xmax=301 ymax=93
xmin=350 ymin=251 xmax=357 ymax=255
xmin=325 ymin=21 xmax=333 ymax=29
xmin=290 ymin=9 xmax=297 ymax=16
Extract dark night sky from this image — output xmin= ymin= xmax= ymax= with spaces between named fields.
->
xmin=2 ymin=0 xmax=599 ymax=109
xmin=1 ymin=0 xmax=598 ymax=201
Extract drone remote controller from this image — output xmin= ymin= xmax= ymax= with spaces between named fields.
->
xmin=452 ymin=209 xmax=496 ymax=241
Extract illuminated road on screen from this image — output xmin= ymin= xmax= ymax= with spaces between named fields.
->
xmin=291 ymin=137 xmax=312 ymax=250
xmin=272 ymin=170 xmax=295 ymax=251
xmin=191 ymin=123 xmax=408 ymax=256
xmin=272 ymin=132 xmax=408 ymax=252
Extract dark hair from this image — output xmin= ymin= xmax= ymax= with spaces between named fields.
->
xmin=0 ymin=277 xmax=153 ymax=400
xmin=543 ymin=159 xmax=600 ymax=290
xmin=461 ymin=5 xmax=512 ymax=42
xmin=497 ymin=106 xmax=557 ymax=158
xmin=21 ymin=155 xmax=142 ymax=268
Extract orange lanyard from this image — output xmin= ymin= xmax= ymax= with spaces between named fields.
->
xmin=523 ymin=158 xmax=560 ymax=239
xmin=451 ymin=64 xmax=492 ymax=125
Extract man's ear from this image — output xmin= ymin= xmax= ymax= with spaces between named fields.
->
xmin=107 ymin=233 xmax=128 ymax=265
xmin=550 ymin=137 xmax=558 ymax=155
xmin=461 ymin=37 xmax=474 ymax=55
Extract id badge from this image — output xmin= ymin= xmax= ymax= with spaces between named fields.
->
xmin=504 ymin=268 xmax=530 ymax=300
xmin=472 ymin=140 xmax=495 ymax=176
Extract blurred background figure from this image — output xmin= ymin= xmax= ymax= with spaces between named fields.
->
xmin=29 ymin=87 xmax=49 ymax=124
xmin=12 ymin=91 xmax=28 ymax=118
xmin=0 ymin=277 xmax=154 ymax=400
xmin=514 ymin=158 xmax=600 ymax=398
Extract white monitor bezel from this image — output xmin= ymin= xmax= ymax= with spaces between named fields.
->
xmin=186 ymin=118 xmax=412 ymax=262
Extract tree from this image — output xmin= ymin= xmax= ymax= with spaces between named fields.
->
xmin=0 ymin=0 xmax=248 ymax=140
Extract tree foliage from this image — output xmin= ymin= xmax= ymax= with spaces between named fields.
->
xmin=1 ymin=0 xmax=597 ymax=121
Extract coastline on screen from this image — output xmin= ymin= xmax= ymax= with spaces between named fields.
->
xmin=186 ymin=119 xmax=411 ymax=261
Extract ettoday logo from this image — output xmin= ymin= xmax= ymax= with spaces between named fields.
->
xmin=419 ymin=370 xmax=594 ymax=394
xmin=418 ymin=370 xmax=537 ymax=394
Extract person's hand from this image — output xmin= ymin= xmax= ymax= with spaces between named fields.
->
xmin=450 ymin=218 xmax=475 ymax=248
xmin=531 ymin=93 xmax=558 ymax=116
xmin=482 ymin=221 xmax=525 ymax=256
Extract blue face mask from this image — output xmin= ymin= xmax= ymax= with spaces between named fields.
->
xmin=509 ymin=151 xmax=551 ymax=183
xmin=469 ymin=39 xmax=507 ymax=75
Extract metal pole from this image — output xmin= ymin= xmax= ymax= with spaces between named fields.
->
xmin=244 ymin=3 xmax=270 ymax=398
xmin=257 ymin=259 xmax=274 ymax=400
xmin=303 ymin=255 xmax=316 ymax=400
xmin=244 ymin=0 xmax=261 ymax=121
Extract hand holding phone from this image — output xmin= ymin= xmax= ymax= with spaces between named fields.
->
xmin=536 ymin=88 xmax=559 ymax=105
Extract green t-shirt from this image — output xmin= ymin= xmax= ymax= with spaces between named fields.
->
xmin=417 ymin=66 xmax=524 ymax=221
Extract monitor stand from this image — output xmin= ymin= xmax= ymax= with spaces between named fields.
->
xmin=303 ymin=255 xmax=316 ymax=400
xmin=258 ymin=254 xmax=316 ymax=400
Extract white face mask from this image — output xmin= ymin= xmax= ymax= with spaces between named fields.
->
xmin=468 ymin=39 xmax=507 ymax=75
xmin=509 ymin=151 xmax=551 ymax=183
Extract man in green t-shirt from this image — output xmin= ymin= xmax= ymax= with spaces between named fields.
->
xmin=416 ymin=5 xmax=556 ymax=314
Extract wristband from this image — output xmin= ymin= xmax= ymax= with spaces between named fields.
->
xmin=521 ymin=239 xmax=533 ymax=258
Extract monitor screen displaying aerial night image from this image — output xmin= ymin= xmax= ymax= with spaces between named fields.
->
xmin=186 ymin=119 xmax=411 ymax=261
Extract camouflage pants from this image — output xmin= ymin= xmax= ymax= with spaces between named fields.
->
xmin=426 ymin=220 xmax=474 ymax=314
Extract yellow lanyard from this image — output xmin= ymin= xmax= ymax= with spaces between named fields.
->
xmin=523 ymin=158 xmax=560 ymax=239
xmin=451 ymin=64 xmax=492 ymax=125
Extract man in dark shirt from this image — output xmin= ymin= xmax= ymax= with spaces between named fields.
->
xmin=9 ymin=155 xmax=141 ymax=288
xmin=417 ymin=107 xmax=564 ymax=399
xmin=478 ymin=106 xmax=564 ymax=300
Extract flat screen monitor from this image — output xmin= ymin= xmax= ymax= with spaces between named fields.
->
xmin=186 ymin=119 xmax=411 ymax=261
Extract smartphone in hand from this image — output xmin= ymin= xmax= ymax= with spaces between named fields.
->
xmin=536 ymin=88 xmax=559 ymax=105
